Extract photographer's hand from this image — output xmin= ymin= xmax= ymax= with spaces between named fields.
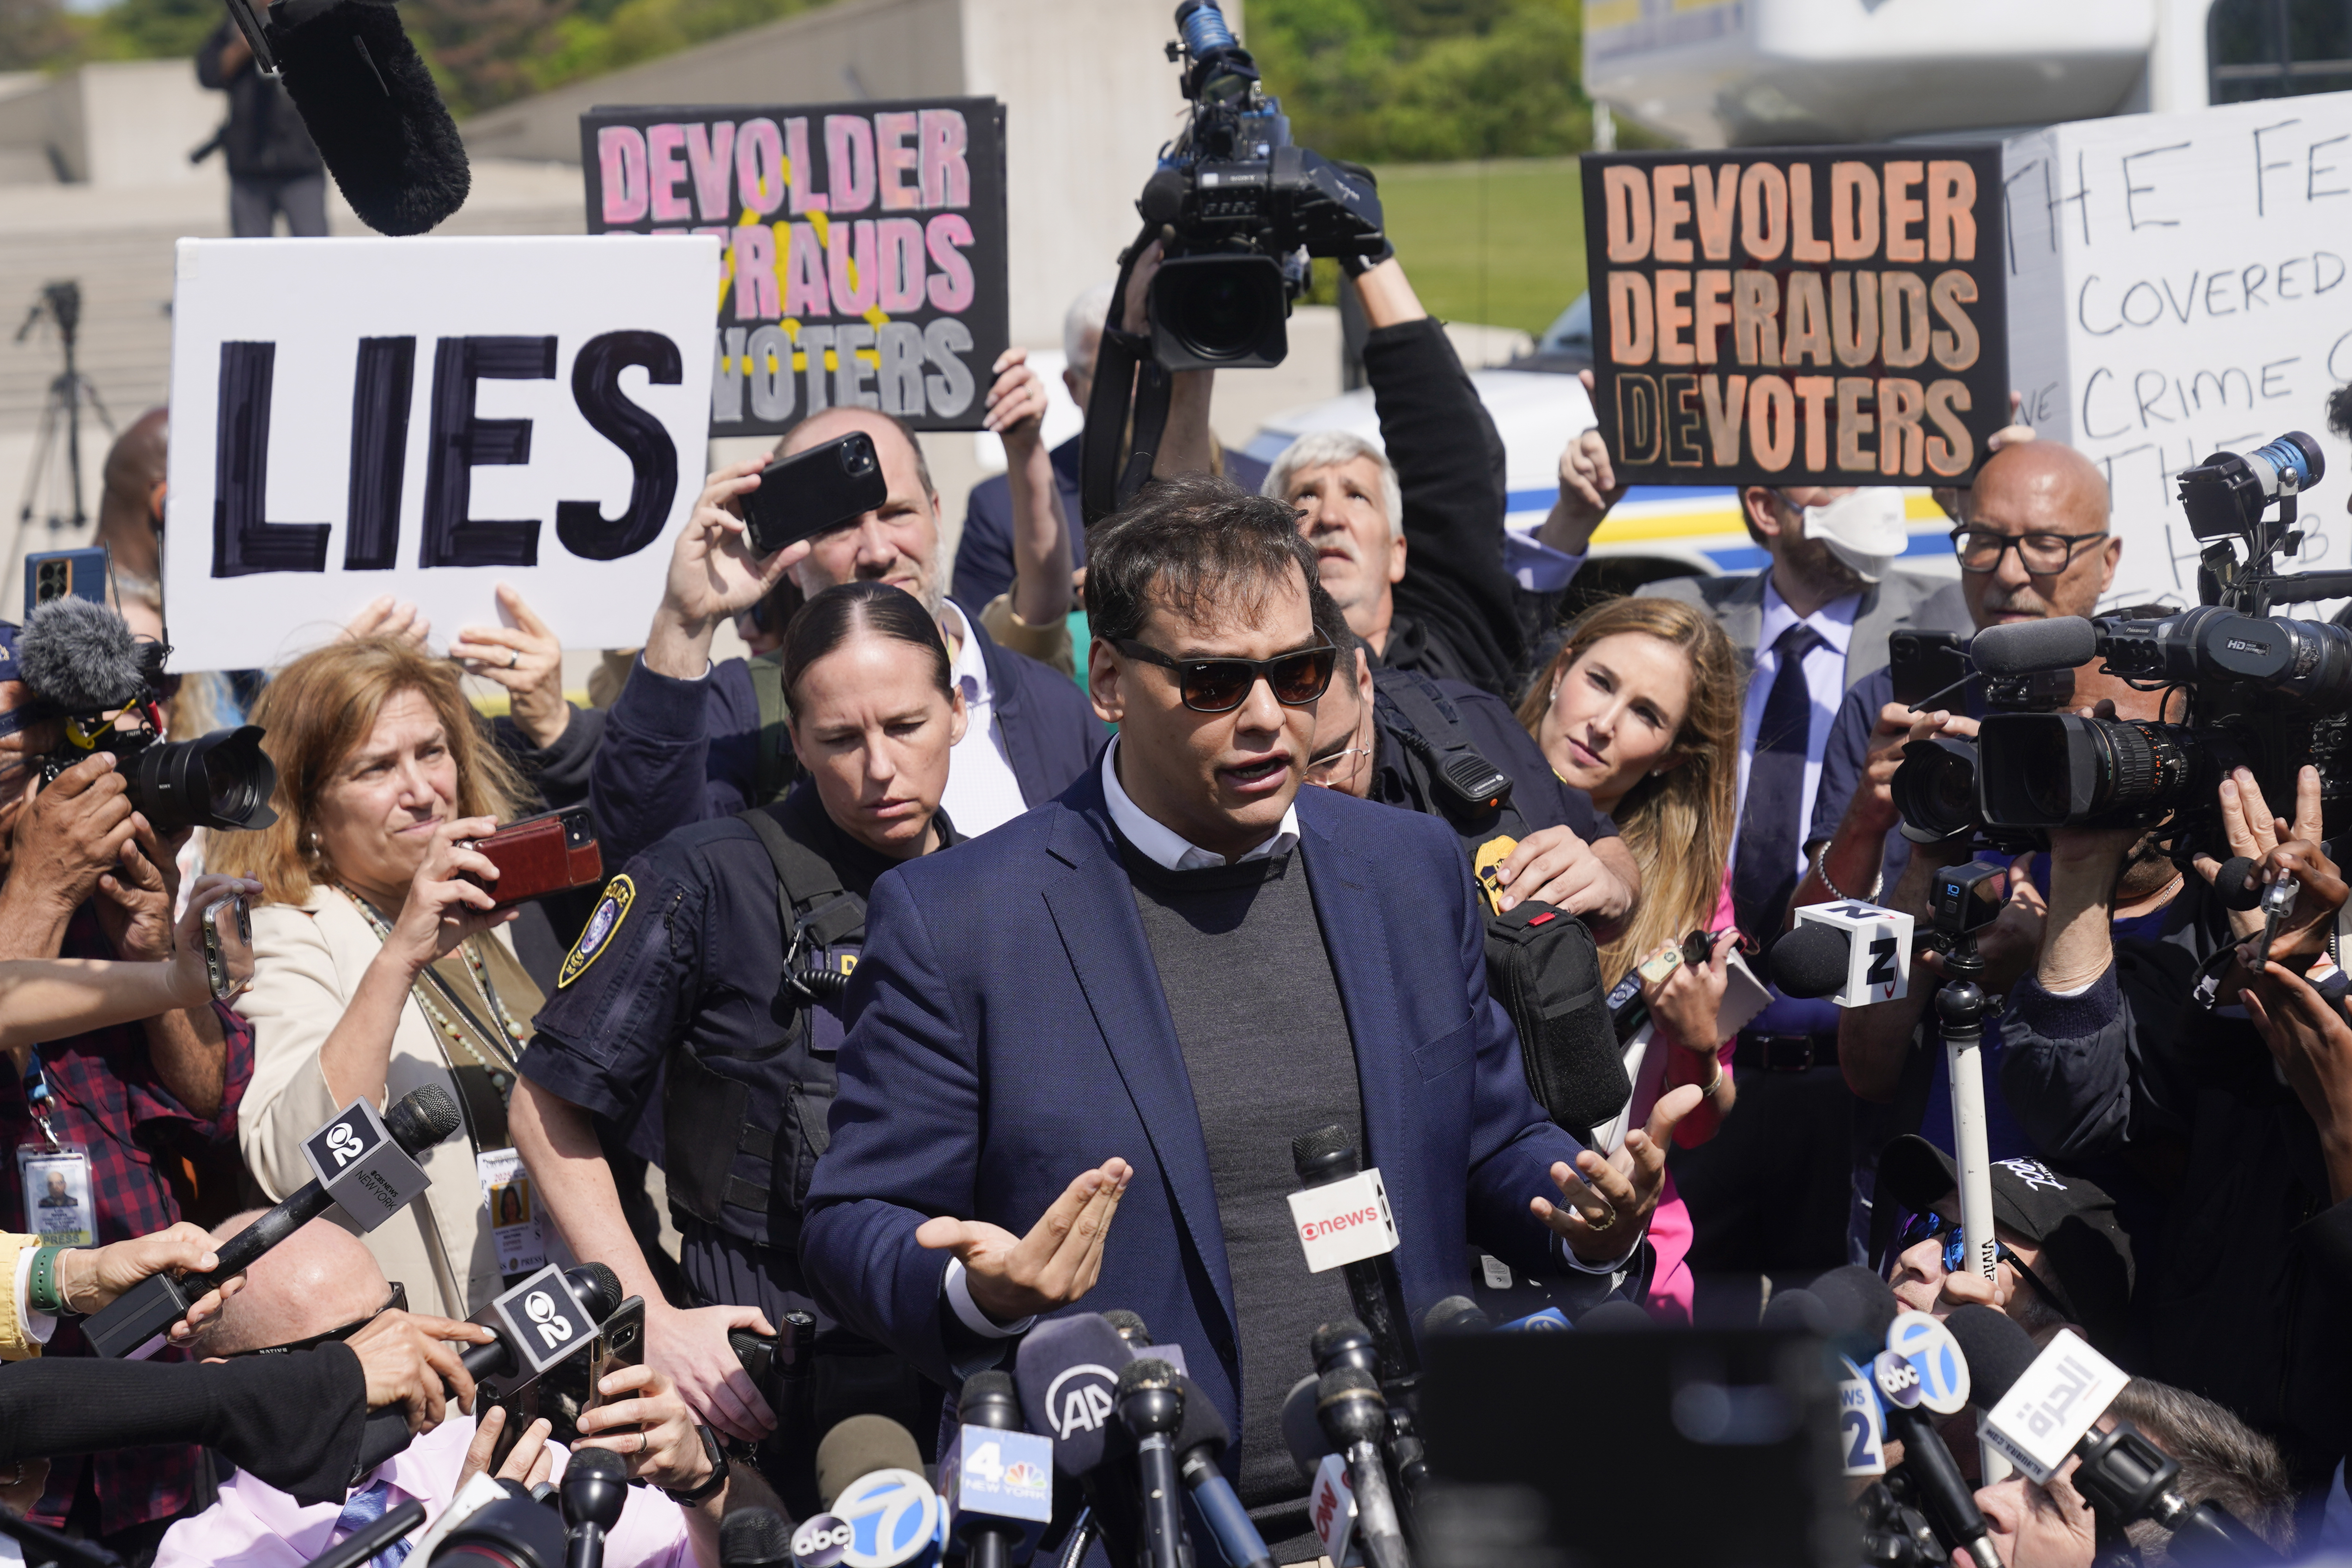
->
xmin=0 ymin=753 xmax=134 ymax=967
xmin=1121 ymin=241 xmax=1218 ymax=479
xmin=643 ymin=462 xmax=811 ymax=681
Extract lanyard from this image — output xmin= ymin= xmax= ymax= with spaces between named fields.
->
xmin=21 ymin=1050 xmax=62 ymax=1153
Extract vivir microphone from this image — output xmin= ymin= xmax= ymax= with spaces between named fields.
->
xmin=1942 ymin=1307 xmax=2282 ymax=1565
xmin=1968 ymin=616 xmax=2100 ymax=677
xmin=217 ymin=0 xmax=469 ymax=235
xmin=84 ymin=1086 xmax=462 ymax=1359
xmin=1812 ymin=1267 xmax=2001 ymax=1568
xmin=1170 ymin=1373 xmax=1274 ymax=1568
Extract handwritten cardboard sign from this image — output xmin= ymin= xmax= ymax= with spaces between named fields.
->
xmin=2003 ymin=94 xmax=2352 ymax=608
xmin=1583 ymin=147 xmax=2008 ymax=487
xmin=580 ymin=98 xmax=1008 ymax=439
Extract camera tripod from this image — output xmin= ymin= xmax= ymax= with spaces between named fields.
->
xmin=14 ymin=280 xmax=115 ymax=534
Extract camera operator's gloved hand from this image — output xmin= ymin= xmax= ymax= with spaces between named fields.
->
xmin=1328 ymin=161 xmax=1391 ymax=276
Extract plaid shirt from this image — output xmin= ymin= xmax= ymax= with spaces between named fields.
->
xmin=2 ymin=905 xmax=254 ymax=1537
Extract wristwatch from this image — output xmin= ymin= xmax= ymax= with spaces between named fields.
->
xmin=662 ymin=1424 xmax=729 ymax=1506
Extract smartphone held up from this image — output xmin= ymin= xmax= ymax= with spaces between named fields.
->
xmin=744 ymin=432 xmax=887 ymax=557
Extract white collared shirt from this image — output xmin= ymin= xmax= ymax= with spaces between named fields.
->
xmin=1733 ymin=575 xmax=1860 ymax=882
xmin=1099 ymin=735 xmax=1299 ymax=870
xmin=936 ymin=600 xmax=1030 ymax=836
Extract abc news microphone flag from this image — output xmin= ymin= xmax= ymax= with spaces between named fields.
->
xmin=1582 ymin=147 xmax=2010 ymax=488
xmin=581 ymin=98 xmax=1011 ymax=440
xmin=163 ymin=236 xmax=715 ymax=672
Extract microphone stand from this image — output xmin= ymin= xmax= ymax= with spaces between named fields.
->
xmin=1926 ymin=896 xmax=2010 ymax=1485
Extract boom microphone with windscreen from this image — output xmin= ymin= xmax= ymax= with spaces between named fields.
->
xmin=84 ymin=1086 xmax=461 ymax=1358
xmin=1968 ymin=616 xmax=2100 ymax=677
xmin=225 ymin=0 xmax=469 ymax=235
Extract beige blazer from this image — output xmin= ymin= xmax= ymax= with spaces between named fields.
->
xmin=234 ymin=887 xmax=565 ymax=1319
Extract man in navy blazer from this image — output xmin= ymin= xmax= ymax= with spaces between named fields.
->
xmin=804 ymin=476 xmax=1697 ymax=1556
xmin=588 ymin=394 xmax=1103 ymax=870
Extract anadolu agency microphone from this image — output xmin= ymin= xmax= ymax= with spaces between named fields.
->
xmin=213 ymin=0 xmax=469 ymax=234
xmin=85 ymin=1085 xmax=462 ymax=1358
xmin=1942 ymin=1307 xmax=2283 ymax=1565
xmin=1014 ymin=1312 xmax=1144 ymax=1568
xmin=793 ymin=1415 xmax=946 ymax=1567
xmin=939 ymin=1372 xmax=1053 ymax=1568
xmin=1812 ymin=1267 xmax=2002 ymax=1568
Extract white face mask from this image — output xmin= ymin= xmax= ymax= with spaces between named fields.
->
xmin=1799 ymin=489 xmax=1909 ymax=584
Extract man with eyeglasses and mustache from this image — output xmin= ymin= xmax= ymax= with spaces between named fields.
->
xmin=803 ymin=476 xmax=1698 ymax=1562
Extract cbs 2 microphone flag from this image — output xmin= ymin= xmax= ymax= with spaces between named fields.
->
xmin=163 ymin=235 xmax=716 ymax=672
xmin=581 ymin=98 xmax=1010 ymax=440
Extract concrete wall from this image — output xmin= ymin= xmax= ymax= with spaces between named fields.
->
xmin=0 ymin=61 xmax=225 ymax=187
xmin=462 ymin=0 xmax=1209 ymax=343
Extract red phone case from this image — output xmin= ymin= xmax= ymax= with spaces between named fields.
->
xmin=461 ymin=809 xmax=603 ymax=909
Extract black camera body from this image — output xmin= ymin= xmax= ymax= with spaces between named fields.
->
xmin=1893 ymin=430 xmax=2352 ymax=861
xmin=1888 ymin=634 xmax=2077 ymax=851
xmin=1138 ymin=0 xmax=1384 ymax=369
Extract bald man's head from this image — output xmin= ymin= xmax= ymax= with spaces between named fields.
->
xmin=192 ymin=1213 xmax=390 ymax=1357
xmin=1960 ymin=441 xmax=2121 ymax=629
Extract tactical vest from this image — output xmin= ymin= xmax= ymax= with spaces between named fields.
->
xmin=746 ymin=651 xmax=799 ymax=808
xmin=1371 ymin=667 xmax=1627 ymax=1141
xmin=661 ymin=801 xmax=866 ymax=1258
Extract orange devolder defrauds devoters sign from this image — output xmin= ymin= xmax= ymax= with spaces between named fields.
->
xmin=1581 ymin=146 xmax=2008 ymax=488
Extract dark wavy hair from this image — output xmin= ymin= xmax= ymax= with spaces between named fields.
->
xmin=1083 ymin=473 xmax=1331 ymax=646
xmin=780 ymin=581 xmax=952 ymax=707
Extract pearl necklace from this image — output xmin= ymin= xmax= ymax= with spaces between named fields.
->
xmin=342 ymin=888 xmax=527 ymax=1096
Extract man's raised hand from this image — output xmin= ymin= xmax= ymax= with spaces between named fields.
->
xmin=1532 ymin=1085 xmax=1701 ymax=1263
xmin=917 ymin=1158 xmax=1133 ymax=1324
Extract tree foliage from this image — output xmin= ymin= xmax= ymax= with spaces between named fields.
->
xmin=1243 ymin=0 xmax=1594 ymax=163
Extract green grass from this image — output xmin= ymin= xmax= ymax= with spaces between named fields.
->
xmin=1371 ymin=156 xmax=1586 ymax=337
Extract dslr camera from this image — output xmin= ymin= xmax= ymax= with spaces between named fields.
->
xmin=15 ymin=596 xmax=277 ymax=834
xmin=1134 ymin=0 xmax=1386 ymax=369
xmin=1893 ymin=432 xmax=2352 ymax=861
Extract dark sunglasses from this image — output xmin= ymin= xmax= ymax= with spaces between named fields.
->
xmin=1892 ymin=1214 xmax=2061 ymax=1310
xmin=227 ymin=1281 xmax=406 ymax=1357
xmin=1109 ymin=638 xmax=1339 ymax=714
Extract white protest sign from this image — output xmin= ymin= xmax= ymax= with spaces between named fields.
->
xmin=164 ymin=235 xmax=717 ymax=671
xmin=2003 ymin=95 xmax=2352 ymax=610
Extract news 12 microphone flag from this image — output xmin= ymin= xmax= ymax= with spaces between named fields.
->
xmin=580 ymin=98 xmax=1011 ymax=440
xmin=1580 ymin=145 xmax=2011 ymax=489
xmin=161 ymin=235 xmax=716 ymax=674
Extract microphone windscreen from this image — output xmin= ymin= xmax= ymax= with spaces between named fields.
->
xmin=1103 ymin=1309 xmax=1152 ymax=1345
xmin=19 ymin=596 xmax=147 ymax=712
xmin=1575 ymin=1299 xmax=1655 ymax=1331
xmin=1810 ymin=1265 xmax=1902 ymax=1361
xmin=2213 ymin=855 xmax=2264 ymax=911
xmin=559 ymin=1447 xmax=628 ymax=1533
xmin=958 ymin=1368 xmax=1019 ymax=1422
xmin=814 ymin=1415 xmax=923 ymax=1511
xmin=1768 ymin=923 xmax=1852 ymax=1000
xmin=1291 ymin=1124 xmax=1358 ymax=1183
xmin=1014 ymin=1313 xmax=1133 ymax=1476
xmin=1423 ymin=1295 xmax=1491 ymax=1336
xmin=565 ymin=1263 xmax=624 ymax=1323
xmin=1970 ymin=616 xmax=2098 ymax=676
xmin=1759 ymin=1287 xmax=1830 ymax=1334
xmin=384 ymin=1085 xmax=463 ymax=1153
xmin=270 ymin=0 xmax=469 ymax=235
xmin=1170 ymin=1374 xmax=1231 ymax=1463
xmin=1941 ymin=1304 xmax=2040 ymax=1409
xmin=718 ymin=1507 xmax=793 ymax=1568
xmin=1280 ymin=1373 xmax=1330 ymax=1480
xmin=1115 ymin=1356 xmax=1177 ymax=1400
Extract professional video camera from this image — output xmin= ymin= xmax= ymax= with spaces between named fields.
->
xmin=14 ymin=595 xmax=277 ymax=834
xmin=1893 ymin=432 xmax=2352 ymax=861
xmin=1885 ymin=628 xmax=2078 ymax=849
xmin=1135 ymin=0 xmax=1385 ymax=371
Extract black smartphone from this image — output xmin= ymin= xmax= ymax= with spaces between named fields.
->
xmin=486 ymin=1295 xmax=646 ymax=1470
xmin=744 ymin=432 xmax=886 ymax=556
xmin=1889 ymin=629 xmax=1967 ymax=709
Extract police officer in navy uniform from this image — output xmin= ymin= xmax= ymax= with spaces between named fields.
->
xmin=512 ymin=583 xmax=971 ymax=1506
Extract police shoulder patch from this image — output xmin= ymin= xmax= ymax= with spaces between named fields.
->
xmin=558 ymin=875 xmax=634 ymax=988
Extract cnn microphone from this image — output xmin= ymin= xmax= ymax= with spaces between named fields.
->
xmin=1968 ymin=616 xmax=2099 ymax=677
xmin=1942 ymin=1307 xmax=2282 ymax=1565
xmin=1291 ymin=1127 xmax=1419 ymax=1388
xmin=1812 ymin=1267 xmax=2000 ymax=1568
xmin=560 ymin=1448 xmax=628 ymax=1568
xmin=84 ymin=1085 xmax=461 ymax=1358
xmin=1014 ymin=1313 xmax=1142 ymax=1567
xmin=227 ymin=0 xmax=470 ymax=235
xmin=1767 ymin=903 xmax=1914 ymax=1007
xmin=1314 ymin=1369 xmax=1412 ymax=1568
xmin=1310 ymin=1318 xmax=1426 ymax=1513
xmin=1170 ymin=1373 xmax=1273 ymax=1568
xmin=943 ymin=1372 xmax=1052 ymax=1568
xmin=1116 ymin=1360 xmax=1188 ymax=1568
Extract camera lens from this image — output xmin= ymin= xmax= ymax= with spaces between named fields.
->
xmin=1979 ymin=713 xmax=2241 ymax=830
xmin=1149 ymin=254 xmax=1288 ymax=368
xmin=1891 ymin=736 xmax=1981 ymax=845
xmin=125 ymin=725 xmax=279 ymax=835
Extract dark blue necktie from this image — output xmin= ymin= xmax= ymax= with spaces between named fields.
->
xmin=333 ymin=1479 xmax=414 ymax=1568
xmin=1734 ymin=621 xmax=1825 ymax=941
